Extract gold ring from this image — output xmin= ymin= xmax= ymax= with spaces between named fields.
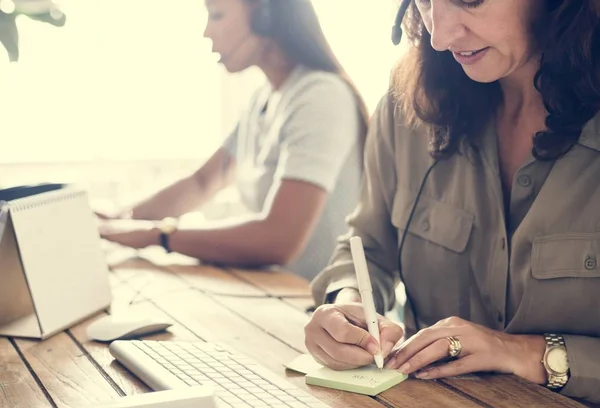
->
xmin=446 ymin=336 xmax=462 ymax=358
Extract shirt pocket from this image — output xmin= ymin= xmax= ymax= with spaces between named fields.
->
xmin=391 ymin=188 xmax=475 ymax=323
xmin=391 ymin=189 xmax=474 ymax=253
xmin=532 ymin=233 xmax=600 ymax=279
xmin=524 ymin=233 xmax=600 ymax=335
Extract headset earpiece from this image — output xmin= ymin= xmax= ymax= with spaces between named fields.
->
xmin=392 ymin=0 xmax=411 ymax=46
xmin=392 ymin=24 xmax=403 ymax=46
xmin=251 ymin=0 xmax=272 ymax=37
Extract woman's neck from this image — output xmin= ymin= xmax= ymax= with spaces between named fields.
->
xmin=256 ymin=43 xmax=297 ymax=90
xmin=498 ymin=58 xmax=546 ymax=127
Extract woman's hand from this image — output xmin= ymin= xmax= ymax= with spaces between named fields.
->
xmin=385 ymin=316 xmax=547 ymax=384
xmin=304 ymin=303 xmax=404 ymax=370
xmin=98 ymin=219 xmax=159 ymax=249
xmin=94 ymin=208 xmax=133 ymax=220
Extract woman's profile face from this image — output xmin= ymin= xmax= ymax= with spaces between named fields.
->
xmin=203 ymin=0 xmax=264 ymax=72
xmin=416 ymin=0 xmax=544 ymax=84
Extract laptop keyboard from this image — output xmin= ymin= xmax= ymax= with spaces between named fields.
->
xmin=129 ymin=341 xmax=328 ymax=408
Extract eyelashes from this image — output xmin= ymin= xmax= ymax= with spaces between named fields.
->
xmin=462 ymin=0 xmax=485 ymax=9
xmin=416 ymin=0 xmax=485 ymax=9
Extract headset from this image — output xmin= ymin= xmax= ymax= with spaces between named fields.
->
xmin=392 ymin=0 xmax=412 ymax=46
xmin=251 ymin=0 xmax=273 ymax=37
xmin=390 ymin=1 xmax=442 ymax=333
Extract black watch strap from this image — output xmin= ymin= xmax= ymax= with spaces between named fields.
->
xmin=160 ymin=232 xmax=172 ymax=253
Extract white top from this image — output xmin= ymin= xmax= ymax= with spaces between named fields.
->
xmin=223 ymin=65 xmax=362 ymax=279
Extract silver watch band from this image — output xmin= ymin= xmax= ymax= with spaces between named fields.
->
xmin=544 ymin=333 xmax=569 ymax=389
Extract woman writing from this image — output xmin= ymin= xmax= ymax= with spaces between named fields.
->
xmin=306 ymin=0 xmax=600 ymax=403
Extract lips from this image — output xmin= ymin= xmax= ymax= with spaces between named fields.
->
xmin=451 ymin=47 xmax=490 ymax=66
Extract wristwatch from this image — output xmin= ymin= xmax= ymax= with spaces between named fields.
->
xmin=542 ymin=333 xmax=570 ymax=389
xmin=158 ymin=217 xmax=178 ymax=253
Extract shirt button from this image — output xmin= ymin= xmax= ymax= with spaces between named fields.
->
xmin=585 ymin=256 xmax=597 ymax=270
xmin=517 ymin=174 xmax=532 ymax=187
xmin=422 ymin=221 xmax=430 ymax=232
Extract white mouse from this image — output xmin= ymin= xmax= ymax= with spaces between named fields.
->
xmin=87 ymin=314 xmax=173 ymax=342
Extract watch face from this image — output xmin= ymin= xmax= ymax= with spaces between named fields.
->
xmin=547 ymin=347 xmax=569 ymax=374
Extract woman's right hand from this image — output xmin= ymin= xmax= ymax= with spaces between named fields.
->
xmin=304 ymin=300 xmax=404 ymax=370
xmin=94 ymin=208 xmax=133 ymax=220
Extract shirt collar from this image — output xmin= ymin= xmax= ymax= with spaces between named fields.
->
xmin=578 ymin=113 xmax=600 ymax=152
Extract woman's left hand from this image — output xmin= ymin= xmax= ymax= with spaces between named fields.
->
xmin=385 ymin=316 xmax=547 ymax=384
xmin=98 ymin=219 xmax=159 ymax=249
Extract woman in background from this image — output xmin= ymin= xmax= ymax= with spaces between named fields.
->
xmin=99 ymin=0 xmax=368 ymax=280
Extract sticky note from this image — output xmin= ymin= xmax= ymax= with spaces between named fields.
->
xmin=305 ymin=364 xmax=407 ymax=396
xmin=284 ymin=354 xmax=324 ymax=374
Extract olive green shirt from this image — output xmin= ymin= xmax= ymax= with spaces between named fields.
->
xmin=311 ymin=93 xmax=600 ymax=403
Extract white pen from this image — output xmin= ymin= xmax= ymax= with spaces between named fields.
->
xmin=349 ymin=236 xmax=384 ymax=369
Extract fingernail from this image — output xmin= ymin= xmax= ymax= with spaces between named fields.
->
xmin=382 ymin=341 xmax=395 ymax=357
xmin=367 ymin=343 xmax=380 ymax=355
xmin=398 ymin=362 xmax=410 ymax=374
xmin=416 ymin=371 xmax=429 ymax=379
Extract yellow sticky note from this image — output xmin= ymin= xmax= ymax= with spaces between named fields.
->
xmin=285 ymin=354 xmax=323 ymax=374
xmin=305 ymin=364 xmax=407 ymax=396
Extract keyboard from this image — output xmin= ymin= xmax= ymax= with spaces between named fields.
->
xmin=109 ymin=340 xmax=329 ymax=408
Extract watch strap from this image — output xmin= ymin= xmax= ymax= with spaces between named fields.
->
xmin=160 ymin=232 xmax=172 ymax=253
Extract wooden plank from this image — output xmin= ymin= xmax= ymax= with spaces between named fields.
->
xmin=0 ymin=337 xmax=50 ymax=408
xmin=14 ymin=333 xmax=122 ymax=408
xmin=108 ymin=260 xmax=190 ymax=309
xmin=441 ymin=374 xmax=587 ymax=408
xmin=228 ymin=267 xmax=313 ymax=297
xmin=154 ymin=289 xmax=385 ymax=408
xmin=284 ymin=297 xmax=316 ymax=313
xmin=215 ymin=296 xmax=310 ymax=353
xmin=381 ymin=378 xmax=484 ymax=408
xmin=165 ymin=264 xmax=264 ymax=296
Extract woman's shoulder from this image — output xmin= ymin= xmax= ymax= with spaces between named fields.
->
xmin=366 ymin=91 xmax=430 ymax=161
xmin=285 ymin=66 xmax=354 ymax=101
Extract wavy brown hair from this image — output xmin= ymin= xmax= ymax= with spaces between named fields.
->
xmin=393 ymin=0 xmax=600 ymax=160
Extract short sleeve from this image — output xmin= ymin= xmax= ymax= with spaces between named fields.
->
xmin=274 ymin=75 xmax=361 ymax=192
xmin=221 ymin=123 xmax=239 ymax=158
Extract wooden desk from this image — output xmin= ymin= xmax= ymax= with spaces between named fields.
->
xmin=0 ymin=258 xmax=592 ymax=408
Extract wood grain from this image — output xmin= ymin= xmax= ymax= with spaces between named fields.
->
xmin=381 ymin=378 xmax=484 ymax=407
xmin=441 ymin=374 xmax=587 ymax=408
xmin=14 ymin=333 xmax=121 ymax=408
xmin=165 ymin=264 xmax=264 ymax=296
xmin=0 ymin=338 xmax=50 ymax=408
xmin=229 ymin=267 xmax=313 ymax=297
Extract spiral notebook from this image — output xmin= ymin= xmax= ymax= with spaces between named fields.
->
xmin=0 ymin=185 xmax=112 ymax=339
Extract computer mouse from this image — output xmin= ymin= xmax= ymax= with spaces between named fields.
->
xmin=87 ymin=314 xmax=173 ymax=342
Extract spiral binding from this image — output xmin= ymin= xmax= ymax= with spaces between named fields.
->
xmin=7 ymin=187 xmax=88 ymax=212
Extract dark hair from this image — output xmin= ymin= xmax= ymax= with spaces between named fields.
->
xmin=392 ymin=0 xmax=600 ymax=160
xmin=252 ymin=0 xmax=369 ymax=157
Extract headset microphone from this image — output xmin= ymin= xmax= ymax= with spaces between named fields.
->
xmin=392 ymin=0 xmax=411 ymax=46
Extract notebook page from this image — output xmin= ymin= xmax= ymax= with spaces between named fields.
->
xmin=9 ymin=187 xmax=111 ymax=336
